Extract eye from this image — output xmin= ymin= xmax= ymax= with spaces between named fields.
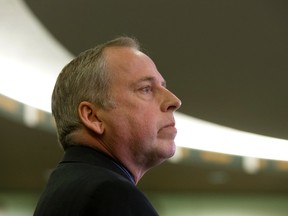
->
xmin=139 ymin=85 xmax=152 ymax=94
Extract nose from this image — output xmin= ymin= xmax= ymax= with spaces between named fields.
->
xmin=161 ymin=88 xmax=182 ymax=112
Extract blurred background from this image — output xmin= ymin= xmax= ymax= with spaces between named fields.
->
xmin=1 ymin=0 xmax=288 ymax=215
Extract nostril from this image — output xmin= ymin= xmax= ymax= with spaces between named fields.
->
xmin=167 ymin=98 xmax=181 ymax=112
xmin=168 ymin=105 xmax=178 ymax=112
xmin=173 ymin=97 xmax=182 ymax=111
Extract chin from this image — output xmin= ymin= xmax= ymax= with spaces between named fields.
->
xmin=167 ymin=149 xmax=176 ymax=159
xmin=161 ymin=142 xmax=176 ymax=160
xmin=149 ymin=150 xmax=175 ymax=168
xmin=168 ymin=141 xmax=177 ymax=156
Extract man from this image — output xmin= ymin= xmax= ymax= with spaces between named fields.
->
xmin=34 ymin=36 xmax=181 ymax=215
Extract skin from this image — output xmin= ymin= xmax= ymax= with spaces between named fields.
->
xmin=76 ymin=46 xmax=181 ymax=184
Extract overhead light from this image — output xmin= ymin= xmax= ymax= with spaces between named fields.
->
xmin=175 ymin=112 xmax=288 ymax=161
xmin=0 ymin=0 xmax=72 ymax=113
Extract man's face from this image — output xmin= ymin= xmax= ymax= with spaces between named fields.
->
xmin=100 ymin=47 xmax=181 ymax=167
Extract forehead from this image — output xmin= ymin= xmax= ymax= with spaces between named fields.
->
xmin=105 ymin=47 xmax=165 ymax=84
xmin=104 ymin=46 xmax=149 ymax=68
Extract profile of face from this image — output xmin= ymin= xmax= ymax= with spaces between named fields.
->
xmin=99 ymin=47 xmax=181 ymax=168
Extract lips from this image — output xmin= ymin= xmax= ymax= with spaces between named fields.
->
xmin=162 ymin=122 xmax=175 ymax=129
xmin=158 ymin=122 xmax=177 ymax=136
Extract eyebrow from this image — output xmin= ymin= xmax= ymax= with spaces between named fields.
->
xmin=137 ymin=76 xmax=167 ymax=87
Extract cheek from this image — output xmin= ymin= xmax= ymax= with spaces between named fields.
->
xmin=137 ymin=114 xmax=158 ymax=132
xmin=126 ymin=116 xmax=158 ymax=144
xmin=110 ymin=103 xmax=160 ymax=139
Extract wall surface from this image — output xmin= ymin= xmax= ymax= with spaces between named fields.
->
xmin=1 ymin=191 xmax=288 ymax=216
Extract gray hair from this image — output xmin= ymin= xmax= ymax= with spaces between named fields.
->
xmin=51 ymin=36 xmax=140 ymax=149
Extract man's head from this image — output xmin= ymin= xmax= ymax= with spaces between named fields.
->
xmin=52 ymin=37 xmax=139 ymax=148
xmin=52 ymin=36 xmax=181 ymax=179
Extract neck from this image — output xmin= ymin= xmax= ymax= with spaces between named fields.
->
xmin=69 ymin=129 xmax=148 ymax=184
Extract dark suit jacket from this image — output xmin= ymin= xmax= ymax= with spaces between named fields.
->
xmin=34 ymin=145 xmax=159 ymax=216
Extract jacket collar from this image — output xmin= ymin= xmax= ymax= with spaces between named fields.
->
xmin=61 ymin=145 xmax=135 ymax=184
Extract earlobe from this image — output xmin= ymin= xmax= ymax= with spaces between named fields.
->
xmin=78 ymin=101 xmax=104 ymax=134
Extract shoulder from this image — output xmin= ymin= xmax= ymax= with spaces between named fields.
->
xmin=84 ymin=179 xmax=158 ymax=215
xmin=37 ymin=163 xmax=158 ymax=215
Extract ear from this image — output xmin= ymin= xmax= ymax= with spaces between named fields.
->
xmin=78 ymin=101 xmax=104 ymax=135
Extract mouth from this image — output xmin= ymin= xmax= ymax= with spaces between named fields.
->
xmin=163 ymin=122 xmax=176 ymax=129
xmin=158 ymin=122 xmax=177 ymax=136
